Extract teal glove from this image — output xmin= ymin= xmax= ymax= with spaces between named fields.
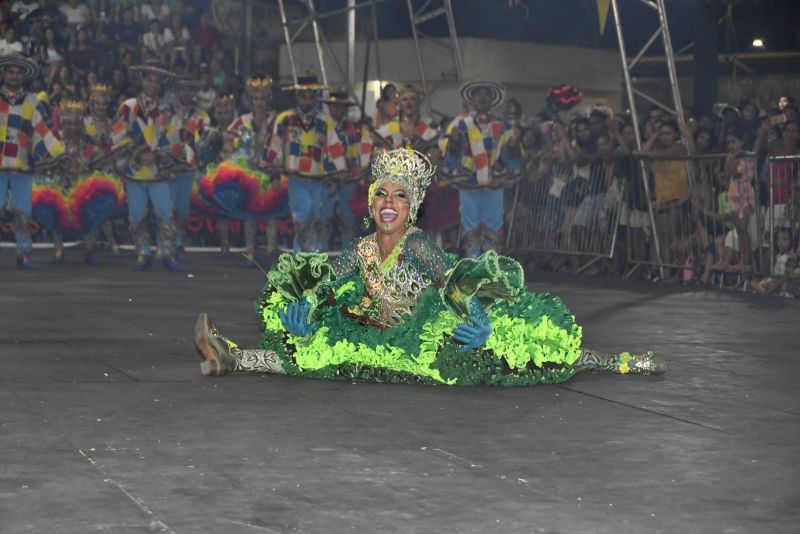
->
xmin=452 ymin=299 xmax=492 ymax=352
xmin=278 ymin=297 xmax=318 ymax=337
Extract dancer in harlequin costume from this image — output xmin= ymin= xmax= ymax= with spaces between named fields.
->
xmin=0 ymin=54 xmax=64 ymax=269
xmin=32 ymin=99 xmax=124 ymax=265
xmin=195 ymin=93 xmax=237 ymax=254
xmin=375 ymin=85 xmax=438 ymax=151
xmin=321 ymin=90 xmax=372 ymax=246
xmin=111 ymin=61 xmax=183 ymax=271
xmin=168 ymin=75 xmax=210 ymax=260
xmin=440 ymin=81 xmax=522 ymax=258
xmin=215 ymin=74 xmax=283 ymax=264
xmin=84 ymin=83 xmax=121 ymax=257
xmin=265 ymin=75 xmax=347 ymax=252
xmin=375 ymin=84 xmax=458 ymax=244
xmin=194 ymin=148 xmax=666 ymax=383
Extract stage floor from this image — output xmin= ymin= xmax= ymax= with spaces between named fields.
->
xmin=1 ymin=251 xmax=798 ymax=533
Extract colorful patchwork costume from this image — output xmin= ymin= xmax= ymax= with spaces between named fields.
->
xmin=321 ymin=90 xmax=372 ymax=246
xmin=207 ymin=75 xmax=287 ymax=263
xmin=168 ymin=76 xmax=211 ymax=257
xmin=111 ymin=61 xmax=182 ymax=271
xmin=265 ymin=75 xmax=347 ymax=252
xmin=0 ymin=55 xmax=64 ymax=268
xmin=440 ymin=80 xmax=521 ymax=257
xmin=31 ymin=98 xmax=124 ymax=264
xmin=375 ymin=84 xmax=458 ymax=235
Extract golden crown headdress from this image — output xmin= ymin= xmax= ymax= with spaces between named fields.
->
xmin=246 ymin=75 xmax=273 ymax=90
xmin=215 ymin=94 xmax=235 ymax=106
xmin=61 ymin=99 xmax=87 ymax=113
xmin=90 ymin=83 xmax=112 ymax=95
xmin=369 ymin=147 xmax=436 ymax=222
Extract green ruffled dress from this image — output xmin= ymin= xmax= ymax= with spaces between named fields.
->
xmin=257 ymin=228 xmax=583 ymax=386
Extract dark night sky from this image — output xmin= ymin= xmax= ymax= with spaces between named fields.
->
xmin=311 ymin=0 xmax=800 ymax=54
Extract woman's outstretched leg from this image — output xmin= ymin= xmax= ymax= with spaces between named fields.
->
xmin=574 ymin=349 xmax=666 ymax=375
xmin=194 ymin=313 xmax=286 ymax=376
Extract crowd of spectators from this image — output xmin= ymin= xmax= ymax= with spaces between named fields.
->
xmin=0 ymin=1 xmax=796 ymax=295
xmin=506 ymin=91 xmax=800 ymax=295
xmin=0 ymin=0 xmax=230 ymax=109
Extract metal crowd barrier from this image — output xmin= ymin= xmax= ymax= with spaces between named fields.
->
xmin=507 ymin=151 xmax=793 ymax=286
xmin=508 ymin=154 xmax=624 ymax=272
xmin=764 ymin=155 xmax=800 ymax=275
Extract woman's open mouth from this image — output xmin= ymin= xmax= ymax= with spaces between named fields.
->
xmin=380 ymin=208 xmax=398 ymax=224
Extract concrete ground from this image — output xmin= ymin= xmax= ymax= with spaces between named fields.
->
xmin=1 ymin=250 xmax=798 ymax=534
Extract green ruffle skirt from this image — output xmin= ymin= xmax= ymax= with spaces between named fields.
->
xmin=256 ymin=274 xmax=583 ymax=386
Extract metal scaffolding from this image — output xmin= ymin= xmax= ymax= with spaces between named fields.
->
xmin=610 ymin=0 xmax=688 ymax=142
xmin=275 ymin=0 xmax=387 ymax=111
xmin=405 ymin=0 xmax=464 ymax=116
xmin=275 ymin=0 xmax=464 ymax=118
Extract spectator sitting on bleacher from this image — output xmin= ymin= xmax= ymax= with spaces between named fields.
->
xmin=11 ymin=1 xmax=39 ymax=23
xmin=0 ymin=27 xmax=24 ymax=54
xmin=141 ymin=0 xmax=170 ymax=24
xmin=59 ymin=0 xmax=91 ymax=28
xmin=190 ymin=11 xmax=217 ymax=64
xmin=65 ymin=25 xmax=92 ymax=71
xmin=112 ymin=0 xmax=140 ymax=24
xmin=142 ymin=19 xmax=167 ymax=60
xmin=165 ymin=12 xmax=192 ymax=69
xmin=112 ymin=7 xmax=141 ymax=48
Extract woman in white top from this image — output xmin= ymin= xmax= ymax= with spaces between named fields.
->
xmin=165 ymin=13 xmax=191 ymax=69
xmin=0 ymin=28 xmax=24 ymax=55
xmin=142 ymin=19 xmax=167 ymax=61
xmin=141 ymin=0 xmax=170 ymax=23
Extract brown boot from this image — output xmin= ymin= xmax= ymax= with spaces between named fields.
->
xmin=194 ymin=313 xmax=239 ymax=376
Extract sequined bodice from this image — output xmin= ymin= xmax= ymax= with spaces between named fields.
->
xmin=332 ymin=228 xmax=450 ymax=327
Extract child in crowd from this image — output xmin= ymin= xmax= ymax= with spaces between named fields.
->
xmin=713 ymin=129 xmax=757 ymax=272
xmin=752 ymin=229 xmax=799 ymax=297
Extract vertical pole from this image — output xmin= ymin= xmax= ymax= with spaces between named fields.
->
xmin=610 ymin=0 xmax=664 ymax=271
xmin=359 ymin=33 xmax=372 ymax=122
xmin=244 ymin=0 xmax=253 ymax=78
xmin=769 ymin=160 xmax=775 ymax=275
xmin=370 ymin=0 xmax=383 ymax=85
xmin=277 ymin=0 xmax=298 ymax=85
xmin=347 ymin=0 xmax=356 ymax=88
xmin=306 ymin=0 xmax=329 ymax=86
xmin=656 ymin=0 xmax=686 ymax=138
xmin=406 ymin=0 xmax=432 ymax=116
xmin=444 ymin=0 xmax=463 ymax=84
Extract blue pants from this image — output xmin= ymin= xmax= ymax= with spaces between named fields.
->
xmin=288 ymin=176 xmax=335 ymax=251
xmin=169 ymin=171 xmax=198 ymax=248
xmin=458 ymin=188 xmax=504 ymax=232
xmin=0 ymin=172 xmax=33 ymax=253
xmin=336 ymin=182 xmax=357 ymax=245
xmin=169 ymin=170 xmax=198 ymax=220
xmin=126 ymin=180 xmax=174 ymax=256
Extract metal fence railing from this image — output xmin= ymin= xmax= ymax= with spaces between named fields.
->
xmin=626 ymin=153 xmax=769 ymax=284
xmin=506 ymin=151 xmax=800 ymax=288
xmin=507 ymin=156 xmax=624 ymax=273
xmin=764 ymin=155 xmax=800 ymax=275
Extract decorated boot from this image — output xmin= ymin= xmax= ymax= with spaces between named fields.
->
xmin=574 ymin=349 xmax=666 ymax=375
